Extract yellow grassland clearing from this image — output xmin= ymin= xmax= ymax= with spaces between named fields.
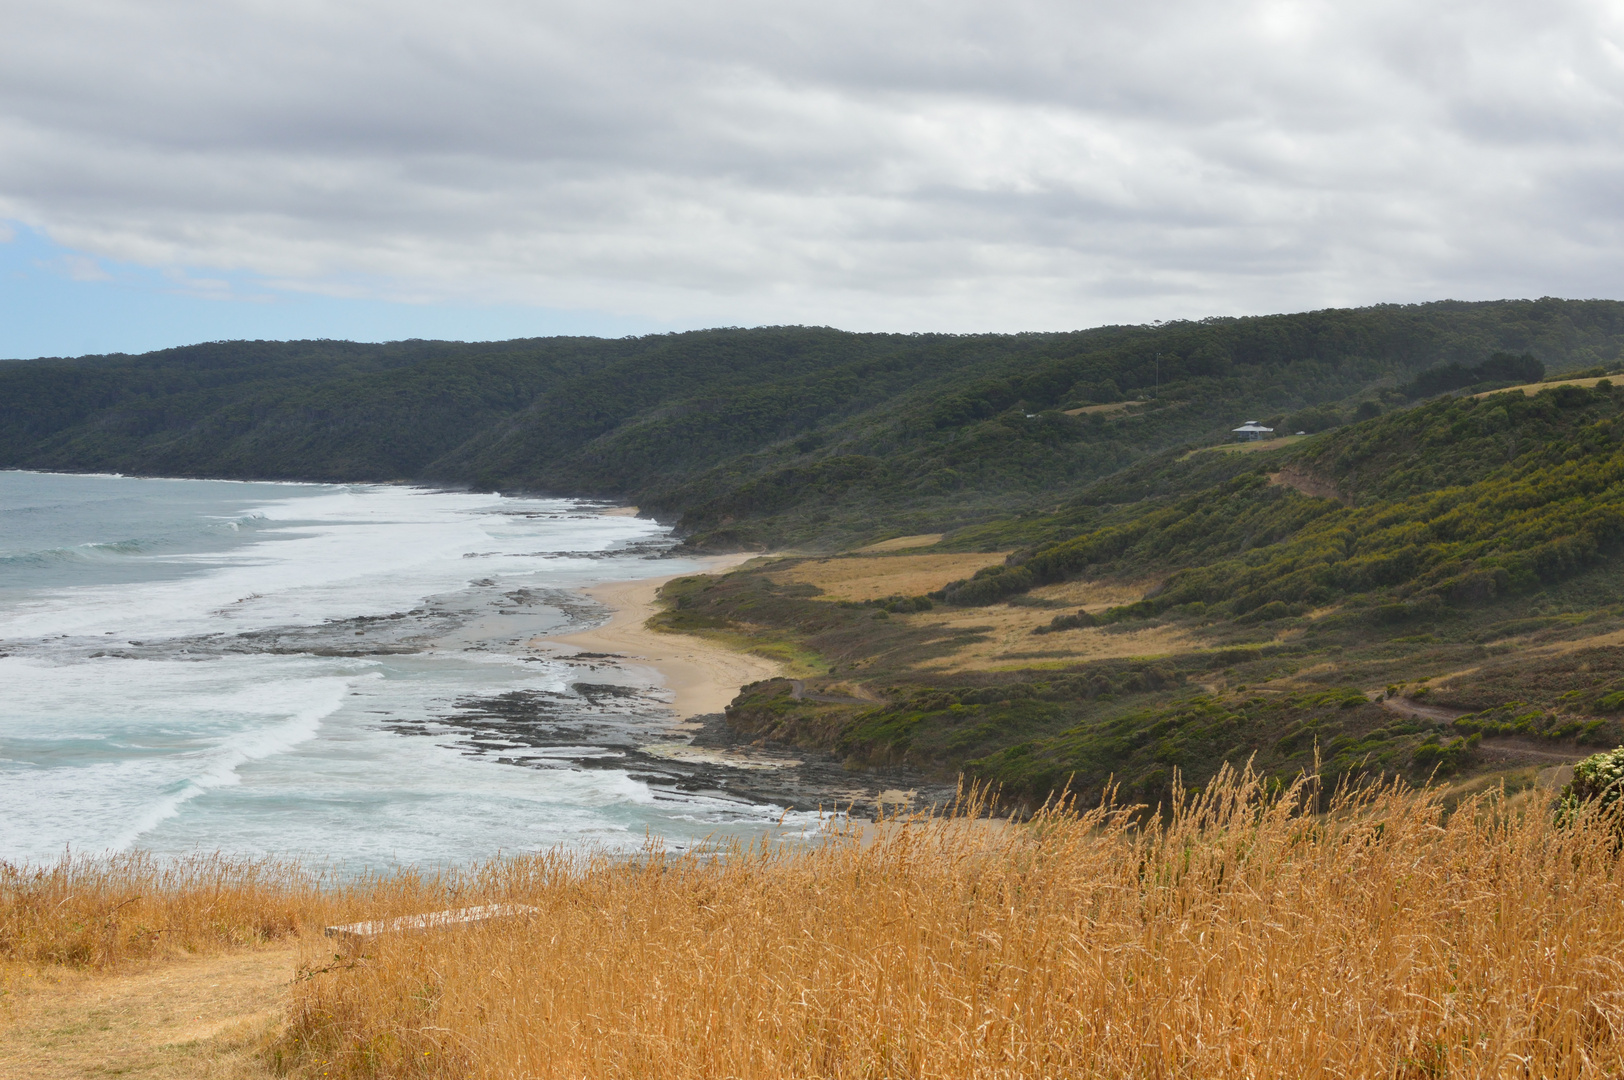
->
xmin=904 ymin=578 xmax=1194 ymax=671
xmin=1478 ymin=375 xmax=1617 ymax=398
xmin=851 ymin=533 xmax=944 ymax=553
xmin=3 ymin=946 xmax=293 ymax=1080
xmin=766 ymin=551 xmax=1006 ymax=601
xmin=767 ymin=554 xmax=1195 ymax=672
xmin=1184 ymin=434 xmax=1310 ymax=458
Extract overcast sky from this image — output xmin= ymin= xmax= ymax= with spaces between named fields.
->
xmin=2 ymin=0 xmax=1621 ymax=356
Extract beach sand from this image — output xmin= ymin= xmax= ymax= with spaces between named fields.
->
xmin=531 ymin=553 xmax=782 ymax=720
xmin=525 ymin=549 xmax=960 ymax=815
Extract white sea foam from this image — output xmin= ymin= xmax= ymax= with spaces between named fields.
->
xmin=0 ymin=486 xmax=663 ymax=642
xmin=0 ymin=653 xmax=367 ymax=857
xmin=0 ymin=473 xmax=817 ymax=869
xmin=100 ymin=673 xmax=356 ymax=852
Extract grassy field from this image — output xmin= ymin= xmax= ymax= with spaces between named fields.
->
xmin=851 ymin=533 xmax=944 ymax=553
xmin=1477 ymin=375 xmax=1619 ymax=398
xmin=1062 ymin=400 xmax=1147 ymax=416
xmin=4 ymin=773 xmax=1622 ymax=1078
xmin=1182 ymin=433 xmax=1311 ymax=457
xmin=766 ymin=551 xmax=1006 ymax=602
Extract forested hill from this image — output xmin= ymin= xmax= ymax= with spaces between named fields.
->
xmin=5 ymin=299 xmax=1624 ymax=548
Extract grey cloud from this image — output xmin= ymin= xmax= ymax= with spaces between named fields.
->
xmin=1 ymin=0 xmax=1621 ymax=329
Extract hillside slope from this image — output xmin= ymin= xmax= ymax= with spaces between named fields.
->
xmin=660 ymin=380 xmax=1624 ymax=805
xmin=4 ymin=299 xmax=1624 ymax=549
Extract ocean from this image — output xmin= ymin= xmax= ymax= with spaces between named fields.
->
xmin=0 ymin=471 xmax=815 ymax=869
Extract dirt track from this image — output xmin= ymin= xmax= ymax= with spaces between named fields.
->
xmin=1 ymin=946 xmax=295 ymax=1079
xmin=1379 ymin=697 xmax=1467 ymax=723
xmin=1379 ymin=697 xmax=1596 ymax=765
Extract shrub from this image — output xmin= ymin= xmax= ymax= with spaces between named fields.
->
xmin=1033 ymin=609 xmax=1100 ymax=635
xmin=863 ymin=594 xmax=934 ymax=614
xmin=1559 ymin=746 xmax=1624 ymax=827
xmin=1234 ymin=600 xmax=1295 ymax=625
xmin=1411 ymin=733 xmax=1478 ymax=774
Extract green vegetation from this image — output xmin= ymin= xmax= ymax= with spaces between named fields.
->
xmin=727 ymin=674 xmax=1446 ymax=805
xmin=664 ymin=378 xmax=1624 ymax=804
xmin=1398 ymin=350 xmax=1544 ymax=398
xmin=1560 ymin=747 xmax=1624 ymax=826
xmin=9 ymin=299 xmax=1624 ymax=805
xmin=937 ymin=382 xmax=1624 ymax=620
xmin=7 ymin=299 xmax=1624 ymax=549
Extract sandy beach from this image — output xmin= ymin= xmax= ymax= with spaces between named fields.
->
xmin=531 ymin=552 xmax=783 ymax=720
xmin=523 ymin=546 xmax=956 ymax=816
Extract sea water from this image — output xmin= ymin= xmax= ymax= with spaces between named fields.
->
xmin=0 ymin=471 xmax=811 ymax=869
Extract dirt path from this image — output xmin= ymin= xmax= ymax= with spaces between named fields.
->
xmin=1378 ymin=697 xmax=1594 ymax=764
xmin=1380 ymin=697 xmax=1467 ymax=723
xmin=0 ymin=945 xmax=296 ymax=1079
xmin=1472 ymin=739 xmax=1596 ymax=765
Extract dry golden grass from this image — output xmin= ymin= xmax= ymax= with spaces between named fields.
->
xmin=2 ymin=945 xmax=293 ymax=1079
xmin=767 ymin=551 xmax=1007 ymax=601
xmin=905 ymin=577 xmax=1193 ymax=671
xmin=0 ymin=851 xmax=435 ymax=970
xmin=274 ymin=773 xmax=1624 ymax=1079
xmin=0 ymin=853 xmax=342 ymax=1078
xmin=1476 ymin=376 xmax=1615 ymax=398
xmin=1185 ymin=434 xmax=1310 ymax=457
xmin=10 ymin=773 xmax=1624 ymax=1079
xmin=852 ymin=534 xmax=944 ymax=553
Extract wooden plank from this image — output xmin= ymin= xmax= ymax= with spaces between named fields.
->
xmin=324 ymin=903 xmax=538 ymax=945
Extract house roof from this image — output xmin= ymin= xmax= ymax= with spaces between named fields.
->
xmin=1232 ymin=422 xmax=1274 ymax=433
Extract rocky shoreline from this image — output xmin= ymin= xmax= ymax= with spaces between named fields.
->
xmin=680 ymin=712 xmax=960 ymax=816
xmin=417 ymin=679 xmax=955 ymax=819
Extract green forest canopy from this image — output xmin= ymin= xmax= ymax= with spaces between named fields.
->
xmin=4 ymin=298 xmax=1624 ymax=548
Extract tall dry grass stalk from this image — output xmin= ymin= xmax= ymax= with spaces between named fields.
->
xmin=278 ymin=770 xmax=1624 ymax=1079
xmin=0 ymin=851 xmax=442 ymax=968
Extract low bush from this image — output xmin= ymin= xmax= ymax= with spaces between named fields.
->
xmin=1032 ymin=609 xmax=1099 ymax=634
xmin=1560 ymin=746 xmax=1624 ymax=828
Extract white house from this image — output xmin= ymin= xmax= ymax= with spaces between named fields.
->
xmin=1231 ymin=420 xmax=1275 ymax=442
